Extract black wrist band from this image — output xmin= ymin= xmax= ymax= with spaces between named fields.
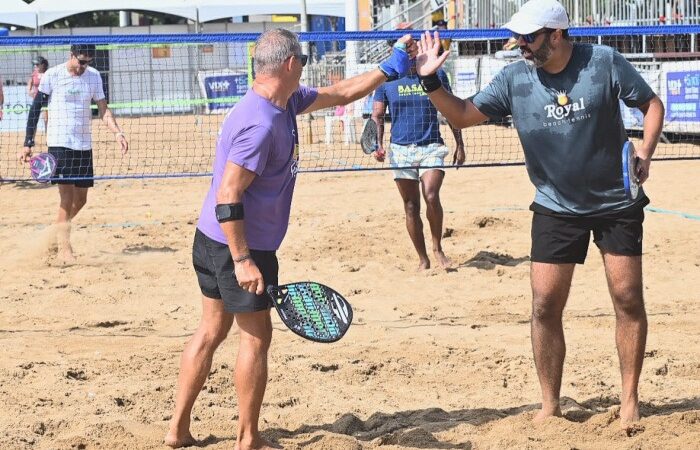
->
xmin=215 ymin=203 xmax=244 ymax=223
xmin=419 ymin=73 xmax=442 ymax=93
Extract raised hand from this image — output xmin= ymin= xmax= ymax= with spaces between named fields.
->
xmin=396 ymin=34 xmax=418 ymax=59
xmin=416 ymin=31 xmax=450 ymax=77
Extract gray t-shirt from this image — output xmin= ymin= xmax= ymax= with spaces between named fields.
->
xmin=472 ymin=43 xmax=655 ymax=215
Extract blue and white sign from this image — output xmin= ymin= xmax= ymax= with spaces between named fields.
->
xmin=665 ymin=70 xmax=699 ymax=122
xmin=197 ymin=71 xmax=249 ymax=113
xmin=659 ymin=61 xmax=700 ymax=134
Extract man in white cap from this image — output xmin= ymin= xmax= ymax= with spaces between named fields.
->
xmin=414 ymin=0 xmax=665 ymax=427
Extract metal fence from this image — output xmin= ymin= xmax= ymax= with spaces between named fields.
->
xmin=464 ymin=0 xmax=700 ymax=28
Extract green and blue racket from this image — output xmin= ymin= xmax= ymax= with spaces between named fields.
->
xmin=267 ymin=282 xmax=353 ymax=343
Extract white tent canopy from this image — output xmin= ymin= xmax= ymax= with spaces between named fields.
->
xmin=30 ymin=0 xmax=198 ymax=27
xmin=27 ymin=0 xmax=345 ymax=28
xmin=194 ymin=0 xmax=346 ymax=23
xmin=0 ymin=0 xmax=37 ymax=29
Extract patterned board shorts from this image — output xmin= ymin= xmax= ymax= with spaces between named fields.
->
xmin=388 ymin=143 xmax=449 ymax=181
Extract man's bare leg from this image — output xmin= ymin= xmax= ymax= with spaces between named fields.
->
xmin=530 ymin=262 xmax=576 ymax=422
xmin=602 ymin=252 xmax=646 ymax=427
xmin=395 ymin=179 xmax=430 ymax=270
xmin=234 ymin=309 xmax=279 ymax=450
xmin=56 ymin=184 xmax=76 ymax=262
xmin=165 ymin=296 xmax=234 ymax=448
xmin=69 ymin=187 xmax=88 ymax=220
xmin=420 ymin=169 xmax=451 ymax=268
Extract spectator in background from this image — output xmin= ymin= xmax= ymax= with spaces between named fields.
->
xmin=433 ymin=19 xmax=452 ymax=54
xmin=24 ymin=56 xmax=49 ymax=149
xmin=372 ymin=30 xmax=464 ymax=270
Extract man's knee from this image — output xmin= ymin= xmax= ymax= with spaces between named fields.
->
xmin=199 ymin=326 xmax=230 ymax=349
xmin=532 ymin=293 xmax=566 ymax=322
xmin=423 ymin=190 xmax=440 ymax=206
xmin=403 ymin=199 xmax=420 ymax=217
xmin=239 ymin=322 xmax=272 ymax=353
xmin=612 ymin=288 xmax=645 ymax=319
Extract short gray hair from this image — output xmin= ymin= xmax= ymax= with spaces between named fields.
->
xmin=254 ymin=29 xmax=302 ymax=75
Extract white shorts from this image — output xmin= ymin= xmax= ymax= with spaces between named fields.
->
xmin=388 ymin=143 xmax=449 ymax=181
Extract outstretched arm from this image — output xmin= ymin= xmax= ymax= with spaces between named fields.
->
xmin=416 ymin=31 xmax=489 ymax=129
xmin=301 ymin=35 xmax=418 ymax=114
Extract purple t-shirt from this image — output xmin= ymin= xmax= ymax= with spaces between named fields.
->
xmin=197 ymin=85 xmax=318 ymax=250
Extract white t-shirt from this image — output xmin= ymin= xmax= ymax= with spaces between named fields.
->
xmin=39 ymin=63 xmax=106 ymax=150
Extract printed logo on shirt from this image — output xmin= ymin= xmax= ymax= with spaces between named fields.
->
xmin=290 ymin=129 xmax=299 ymax=176
xmin=542 ymin=93 xmax=592 ymax=127
xmin=397 ymin=84 xmax=427 ymax=97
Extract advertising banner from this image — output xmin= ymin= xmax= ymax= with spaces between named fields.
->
xmin=197 ymin=71 xmax=249 ymax=113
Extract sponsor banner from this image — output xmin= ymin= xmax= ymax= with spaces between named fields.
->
xmin=197 ymin=71 xmax=249 ymax=114
xmin=0 ymin=86 xmax=45 ymax=133
xmin=659 ymin=61 xmax=700 ymax=134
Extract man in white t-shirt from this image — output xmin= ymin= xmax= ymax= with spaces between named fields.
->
xmin=20 ymin=44 xmax=129 ymax=262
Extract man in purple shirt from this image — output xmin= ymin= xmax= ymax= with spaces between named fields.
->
xmin=165 ymin=29 xmax=417 ymax=450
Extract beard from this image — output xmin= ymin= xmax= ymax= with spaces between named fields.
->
xmin=522 ymin=38 xmax=553 ymax=68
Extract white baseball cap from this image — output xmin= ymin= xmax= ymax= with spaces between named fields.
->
xmin=502 ymin=0 xmax=569 ymax=35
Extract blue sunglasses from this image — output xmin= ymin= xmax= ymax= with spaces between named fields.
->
xmin=513 ymin=28 xmax=552 ymax=44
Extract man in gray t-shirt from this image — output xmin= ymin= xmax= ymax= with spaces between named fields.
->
xmin=415 ymin=0 xmax=665 ymax=428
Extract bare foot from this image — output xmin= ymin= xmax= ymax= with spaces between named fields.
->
xmin=164 ymin=432 xmax=196 ymax=448
xmin=619 ymin=402 xmax=641 ymax=429
xmin=533 ymin=405 xmax=562 ymax=424
xmin=418 ymin=258 xmax=431 ymax=271
xmin=234 ymin=438 xmax=282 ymax=450
xmin=433 ymin=250 xmax=452 ymax=269
xmin=58 ymin=245 xmax=76 ymax=264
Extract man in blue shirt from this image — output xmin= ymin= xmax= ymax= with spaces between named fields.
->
xmin=372 ymin=36 xmax=464 ymax=270
xmin=415 ymin=0 xmax=664 ymax=428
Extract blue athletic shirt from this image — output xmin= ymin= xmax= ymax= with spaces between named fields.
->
xmin=471 ymin=44 xmax=655 ymax=215
xmin=374 ymin=70 xmax=451 ymax=146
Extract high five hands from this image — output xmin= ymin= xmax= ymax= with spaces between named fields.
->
xmin=416 ymin=31 xmax=450 ymax=77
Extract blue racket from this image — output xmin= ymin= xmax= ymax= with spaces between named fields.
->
xmin=29 ymin=152 xmax=57 ymax=183
xmin=267 ymin=282 xmax=353 ymax=343
xmin=621 ymin=141 xmax=639 ymax=200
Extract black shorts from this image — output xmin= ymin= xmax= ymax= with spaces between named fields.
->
xmin=48 ymin=147 xmax=94 ymax=188
xmin=192 ymin=228 xmax=278 ymax=313
xmin=530 ymin=204 xmax=645 ymax=264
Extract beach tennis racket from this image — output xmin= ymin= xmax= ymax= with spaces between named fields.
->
xmin=622 ymin=141 xmax=639 ymax=200
xmin=29 ymin=152 xmax=57 ymax=183
xmin=360 ymin=119 xmax=378 ymax=154
xmin=267 ymin=282 xmax=352 ymax=343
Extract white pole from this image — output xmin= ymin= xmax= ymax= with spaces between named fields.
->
xmin=300 ymin=0 xmax=309 ymax=56
xmin=119 ymin=11 xmax=131 ymax=27
xmin=345 ymin=0 xmax=359 ymax=73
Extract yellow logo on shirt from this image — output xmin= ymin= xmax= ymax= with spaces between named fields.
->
xmin=398 ymin=84 xmax=427 ymax=97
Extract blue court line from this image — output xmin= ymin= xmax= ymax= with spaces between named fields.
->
xmin=485 ymin=205 xmax=700 ymax=222
xmin=645 ymin=207 xmax=700 ymax=221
